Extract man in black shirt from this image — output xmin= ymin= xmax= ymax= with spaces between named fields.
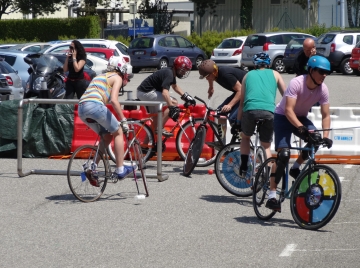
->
xmin=137 ymin=56 xmax=195 ymax=137
xmin=293 ymin=38 xmax=316 ymax=76
xmin=198 ymin=59 xmax=246 ymax=149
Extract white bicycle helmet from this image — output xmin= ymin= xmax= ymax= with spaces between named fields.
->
xmin=108 ymin=55 xmax=134 ymax=80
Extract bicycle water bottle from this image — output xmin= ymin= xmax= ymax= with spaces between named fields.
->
xmin=246 ymin=153 xmax=254 ymax=180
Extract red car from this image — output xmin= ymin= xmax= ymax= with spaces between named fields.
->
xmin=84 ymin=47 xmax=130 ymax=63
xmin=349 ymin=43 xmax=360 ymax=75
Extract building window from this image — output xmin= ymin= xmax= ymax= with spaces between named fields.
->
xmin=271 ymin=0 xmax=281 ymax=4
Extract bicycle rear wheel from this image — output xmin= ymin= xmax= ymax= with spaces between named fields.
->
xmin=290 ymin=164 xmax=342 ymax=230
xmin=253 ymin=157 xmax=278 ymax=220
xmin=67 ymin=145 xmax=109 ymax=202
xmin=107 ymin=119 xmax=154 ymax=163
xmin=183 ymin=125 xmax=206 ymax=176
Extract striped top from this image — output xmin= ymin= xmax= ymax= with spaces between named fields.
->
xmin=79 ymin=73 xmax=117 ymax=105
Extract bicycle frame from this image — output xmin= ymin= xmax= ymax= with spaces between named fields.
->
xmin=280 ymin=145 xmax=316 ymax=200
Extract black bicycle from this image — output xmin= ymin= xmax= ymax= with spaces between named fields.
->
xmin=182 ymin=96 xmax=239 ymax=176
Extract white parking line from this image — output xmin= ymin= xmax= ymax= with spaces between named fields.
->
xmin=279 ymin=244 xmax=297 ymax=257
xmin=280 ymin=243 xmax=359 ymax=257
xmin=344 ymin=165 xmax=353 ymax=168
xmin=339 ymin=177 xmax=349 ymax=182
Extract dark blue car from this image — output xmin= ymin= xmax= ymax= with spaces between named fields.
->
xmin=128 ymin=34 xmax=207 ymax=73
xmin=283 ymin=37 xmax=317 ymax=74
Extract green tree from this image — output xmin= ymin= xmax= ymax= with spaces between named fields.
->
xmin=138 ymin=0 xmax=178 ymax=34
xmin=240 ymin=0 xmax=253 ymax=29
xmin=15 ymin=0 xmax=69 ymax=18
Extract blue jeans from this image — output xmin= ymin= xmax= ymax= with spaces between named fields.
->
xmin=78 ymin=101 xmax=120 ymax=134
xmin=274 ymin=113 xmax=316 ymax=150
xmin=217 ymin=93 xmax=239 ymax=125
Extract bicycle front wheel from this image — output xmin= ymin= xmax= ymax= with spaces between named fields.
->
xmin=131 ymin=140 xmax=149 ymax=197
xmin=107 ymin=119 xmax=155 ymax=163
xmin=290 ymin=164 xmax=342 ymax=230
xmin=183 ymin=125 xmax=206 ymax=176
xmin=67 ymin=145 xmax=109 ymax=202
xmin=253 ymin=157 xmax=278 ymax=220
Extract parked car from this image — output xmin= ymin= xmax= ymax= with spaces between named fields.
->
xmin=0 ymin=58 xmax=24 ymax=100
xmin=0 ymin=50 xmax=37 ymax=89
xmin=128 ymin=34 xmax=207 ymax=73
xmin=241 ymin=32 xmax=315 ymax=73
xmin=0 ymin=74 xmax=12 ymax=101
xmin=283 ymin=37 xmax=317 ymax=74
xmin=39 ymin=39 xmax=130 ymax=64
xmin=210 ymin=36 xmax=247 ymax=69
xmin=349 ymin=41 xmax=360 ymax=75
xmin=8 ymin=42 xmax=51 ymax=53
xmin=0 ymin=44 xmax=17 ymax=49
xmin=316 ymin=31 xmax=360 ymax=75
xmin=48 ymin=53 xmax=97 ymax=80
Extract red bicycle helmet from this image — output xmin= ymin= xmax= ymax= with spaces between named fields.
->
xmin=173 ymin=56 xmax=192 ymax=79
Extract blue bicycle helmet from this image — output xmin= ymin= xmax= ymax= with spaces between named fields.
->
xmin=307 ymin=55 xmax=331 ymax=71
xmin=253 ymin=52 xmax=271 ymax=66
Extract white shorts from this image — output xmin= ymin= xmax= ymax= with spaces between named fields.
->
xmin=137 ymin=90 xmax=176 ymax=113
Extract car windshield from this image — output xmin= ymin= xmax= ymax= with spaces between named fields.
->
xmin=0 ymin=60 xmax=15 ymax=73
xmin=129 ymin=38 xmax=153 ymax=49
xmin=317 ymin=34 xmax=335 ymax=44
xmin=115 ymin=43 xmax=128 ymax=54
xmin=286 ymin=39 xmax=304 ymax=49
xmin=244 ymin=35 xmax=267 ymax=46
xmin=217 ymin=39 xmax=243 ymax=49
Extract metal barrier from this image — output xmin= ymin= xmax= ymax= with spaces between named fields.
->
xmin=17 ymin=98 xmax=169 ymax=181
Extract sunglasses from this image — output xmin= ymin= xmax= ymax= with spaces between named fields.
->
xmin=315 ymin=68 xmax=331 ymax=76
xmin=69 ymin=46 xmax=74 ymax=49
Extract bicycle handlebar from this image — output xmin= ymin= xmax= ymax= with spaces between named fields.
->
xmin=194 ymin=96 xmax=221 ymax=113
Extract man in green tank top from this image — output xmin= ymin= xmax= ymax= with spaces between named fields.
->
xmin=233 ymin=53 xmax=286 ymax=178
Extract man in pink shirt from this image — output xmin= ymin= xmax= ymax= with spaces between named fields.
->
xmin=266 ymin=55 xmax=333 ymax=212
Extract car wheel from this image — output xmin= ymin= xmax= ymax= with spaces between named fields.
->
xmin=272 ymin=57 xmax=285 ymax=73
xmin=133 ymin=67 xmax=141 ymax=73
xmin=340 ymin=58 xmax=353 ymax=75
xmin=157 ymin=58 xmax=168 ymax=70
xmin=194 ymin=56 xmax=204 ymax=70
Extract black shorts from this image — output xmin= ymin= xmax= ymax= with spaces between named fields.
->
xmin=241 ymin=110 xmax=274 ymax=143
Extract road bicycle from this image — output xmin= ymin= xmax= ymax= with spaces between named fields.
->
xmin=106 ymin=103 xmax=200 ymax=164
xmin=214 ymin=119 xmax=267 ymax=197
xmin=182 ymin=96 xmax=240 ymax=176
xmin=67 ymin=119 xmax=149 ymax=202
xmin=252 ymin=130 xmax=341 ymax=230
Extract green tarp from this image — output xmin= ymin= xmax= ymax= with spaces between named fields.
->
xmin=0 ymin=100 xmax=74 ymax=157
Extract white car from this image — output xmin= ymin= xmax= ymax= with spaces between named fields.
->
xmin=39 ymin=39 xmax=130 ymax=64
xmin=211 ymin=36 xmax=247 ymax=69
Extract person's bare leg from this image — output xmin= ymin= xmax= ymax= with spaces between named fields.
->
xmin=112 ymin=128 xmax=124 ymax=168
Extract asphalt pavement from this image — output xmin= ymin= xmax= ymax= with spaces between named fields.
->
xmin=1 ymin=71 xmax=360 ymax=267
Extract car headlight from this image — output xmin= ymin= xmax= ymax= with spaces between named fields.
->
xmin=33 ymin=77 xmax=45 ymax=91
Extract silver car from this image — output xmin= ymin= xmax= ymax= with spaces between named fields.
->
xmin=241 ymin=32 xmax=315 ymax=73
xmin=0 ymin=74 xmax=13 ymax=101
xmin=0 ymin=50 xmax=37 ymax=90
xmin=0 ymin=58 xmax=23 ymax=100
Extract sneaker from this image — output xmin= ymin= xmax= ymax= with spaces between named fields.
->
xmin=239 ymin=169 xmax=247 ymax=179
xmin=265 ymin=198 xmax=281 ymax=212
xmin=114 ymin=165 xmax=138 ymax=180
xmin=85 ymin=169 xmax=100 ymax=187
xmin=155 ymin=129 xmax=173 ymax=138
xmin=289 ymin=167 xmax=301 ymax=179
xmin=205 ymin=141 xmax=223 ymax=151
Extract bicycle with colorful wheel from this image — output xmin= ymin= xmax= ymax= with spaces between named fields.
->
xmin=214 ymin=119 xmax=267 ymax=197
xmin=252 ymin=130 xmax=341 ymax=230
